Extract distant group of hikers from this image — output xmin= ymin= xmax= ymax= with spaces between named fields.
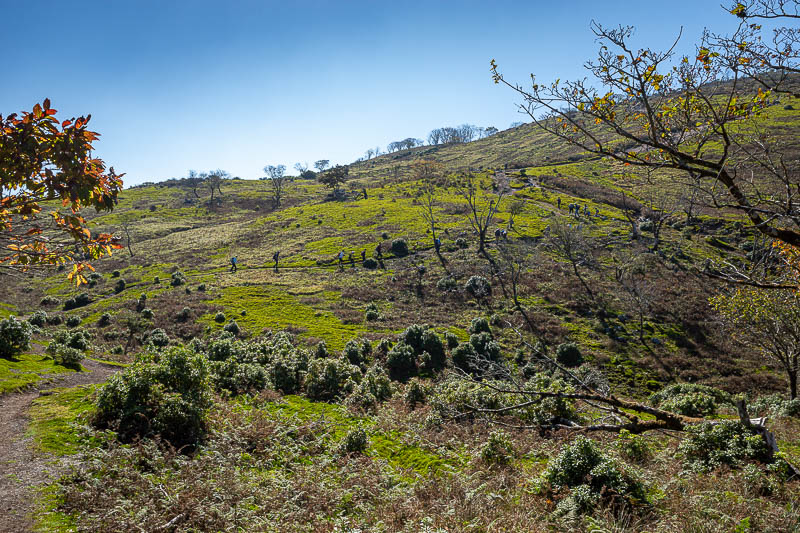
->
xmin=229 ymin=250 xmax=280 ymax=272
xmin=557 ymin=197 xmax=602 ymax=220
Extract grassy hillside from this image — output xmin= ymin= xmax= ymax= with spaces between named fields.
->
xmin=2 ymin=94 xmax=800 ymax=532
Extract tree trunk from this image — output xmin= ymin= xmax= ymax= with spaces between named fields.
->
xmin=790 ymin=369 xmax=797 ymax=400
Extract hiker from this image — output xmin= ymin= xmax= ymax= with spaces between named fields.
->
xmin=501 ymin=229 xmax=508 ymax=241
xmin=363 ymin=188 xmax=368 ymax=200
xmin=595 ymin=207 xmax=600 ymax=217
xmin=584 ymin=204 xmax=589 ymax=216
xmin=338 ymin=250 xmax=345 ymax=269
xmin=568 ymin=204 xmax=574 ymax=215
xmin=361 ymin=249 xmax=366 ymax=262
xmin=273 ymin=251 xmax=280 ymax=272
xmin=495 ymin=228 xmax=502 ymax=239
xmin=434 ymin=237 xmax=441 ymax=254
xmin=557 ymin=197 xmax=562 ymax=209
xmin=230 ymin=256 xmax=238 ymax=273
xmin=348 ymin=251 xmax=355 ymax=266
xmin=375 ymin=242 xmax=383 ymax=259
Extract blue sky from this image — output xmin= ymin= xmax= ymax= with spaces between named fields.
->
xmin=1 ymin=1 xmax=738 ymax=186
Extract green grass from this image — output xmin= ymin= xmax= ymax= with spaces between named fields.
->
xmin=202 ymin=285 xmax=391 ymax=350
xmin=0 ymin=353 xmax=77 ymax=395
xmin=27 ymin=385 xmax=98 ymax=455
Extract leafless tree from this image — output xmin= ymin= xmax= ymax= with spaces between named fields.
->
xmin=263 ymin=164 xmax=288 ymax=207
xmin=546 ymin=218 xmax=596 ymax=300
xmin=314 ymin=160 xmax=330 ymax=173
xmin=454 ymin=172 xmax=506 ymax=257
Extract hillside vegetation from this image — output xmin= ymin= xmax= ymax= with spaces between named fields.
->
xmin=2 ymin=87 xmax=800 ymax=531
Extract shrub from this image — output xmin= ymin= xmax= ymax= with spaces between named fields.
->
xmin=386 ymin=341 xmax=417 ymax=382
xmin=365 ymin=341 xmax=386 ymax=360
xmin=464 ymin=276 xmax=491 ymax=299
xmin=46 ymin=314 xmax=63 ymax=326
xmin=452 ymin=332 xmax=502 ymax=374
xmin=141 ymin=308 xmax=154 ymax=319
xmin=347 ymin=365 xmax=393 ymax=410
xmin=679 ymin=421 xmax=771 ymax=471
xmin=214 ymin=312 xmax=226 ymax=323
xmin=649 ymin=383 xmax=733 ymax=417
xmin=404 ymin=378 xmax=427 ymax=408
xmin=541 ymin=436 xmax=646 ymax=515
xmin=614 ymin=429 xmax=651 ymax=462
xmin=455 ymin=237 xmax=468 ymax=249
xmin=177 ymin=307 xmax=191 ymax=322
xmin=40 ymin=295 xmax=60 ymax=307
xmin=93 ymin=346 xmax=212 ymax=447
xmin=343 ymin=338 xmax=368 ymax=367
xmin=113 ymin=279 xmax=126 ymax=294
xmin=436 ymin=276 xmax=458 ymax=292
xmin=146 ymin=328 xmax=170 ymax=348
xmin=338 ymin=427 xmax=368 ymax=455
xmin=48 ymin=344 xmax=85 ymax=368
xmin=390 ymin=238 xmax=409 ymax=257
xmin=111 ymin=270 xmax=120 ymax=278
xmin=153 ymin=276 xmax=160 ymax=284
xmin=421 ymin=329 xmax=446 ymax=371
xmin=363 ymin=258 xmax=378 ymax=269
xmin=365 ymin=302 xmax=380 ymax=321
xmin=223 ymin=320 xmax=240 ymax=337
xmin=197 ymin=283 xmax=206 ymax=292
xmin=170 ymin=271 xmax=186 ymax=287
xmin=111 ymin=345 xmax=124 ymax=355
xmin=479 ymin=430 xmax=515 ymax=466
xmin=135 ymin=293 xmax=147 ymax=312
xmin=469 ymin=317 xmax=491 ymax=335
xmin=0 ymin=316 xmax=33 ymax=358
xmin=555 ymin=342 xmax=583 ymax=368
xmin=748 ymin=394 xmax=800 ymax=418
xmin=314 ymin=341 xmax=329 ymax=359
xmin=49 ymin=328 xmax=93 ymax=352
xmin=28 ymin=310 xmax=48 ymax=327
xmin=63 ymin=293 xmax=91 ymax=310
xmin=304 ymin=357 xmax=360 ymax=401
xmin=97 ymin=313 xmax=112 ymax=327
xmin=65 ymin=316 xmax=82 ymax=328
xmin=445 ymin=332 xmax=459 ymax=349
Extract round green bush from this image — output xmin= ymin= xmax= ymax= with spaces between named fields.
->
xmin=223 ymin=319 xmax=240 ymax=336
xmin=555 ymin=342 xmax=583 ymax=368
xmin=649 ymin=383 xmax=733 ymax=417
xmin=0 ymin=316 xmax=33 ymax=358
xmin=214 ymin=312 xmax=226 ymax=323
xmin=93 ymin=346 xmax=212 ymax=448
xmin=65 ymin=315 xmax=82 ymax=328
xmin=338 ymin=427 xmax=368 ymax=454
xmin=113 ymin=279 xmax=126 ymax=294
xmin=141 ymin=308 xmax=154 ymax=319
xmin=390 ymin=238 xmax=409 ymax=257
xmin=147 ymin=328 xmax=170 ymax=348
xmin=404 ymin=378 xmax=427 ymax=408
xmin=455 ymin=237 xmax=468 ymax=249
xmin=436 ymin=276 xmax=458 ymax=292
xmin=304 ymin=357 xmax=360 ymax=401
xmin=28 ymin=310 xmax=48 ymax=327
xmin=679 ymin=420 xmax=771 ymax=471
xmin=97 ymin=312 xmax=112 ymax=327
xmin=464 ymin=276 xmax=491 ymax=299
xmin=386 ymin=341 xmax=417 ymax=381
xmin=363 ymin=258 xmax=378 ymax=269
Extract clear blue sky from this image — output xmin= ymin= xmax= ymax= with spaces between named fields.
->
xmin=1 ymin=1 xmax=738 ymax=186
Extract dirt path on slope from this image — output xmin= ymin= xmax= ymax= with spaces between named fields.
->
xmin=0 ymin=359 xmax=119 ymax=533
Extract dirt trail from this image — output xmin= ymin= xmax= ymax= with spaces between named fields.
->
xmin=0 ymin=359 xmax=119 ymax=533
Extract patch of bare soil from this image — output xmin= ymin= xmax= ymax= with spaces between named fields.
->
xmin=0 ymin=359 xmax=119 ymax=533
